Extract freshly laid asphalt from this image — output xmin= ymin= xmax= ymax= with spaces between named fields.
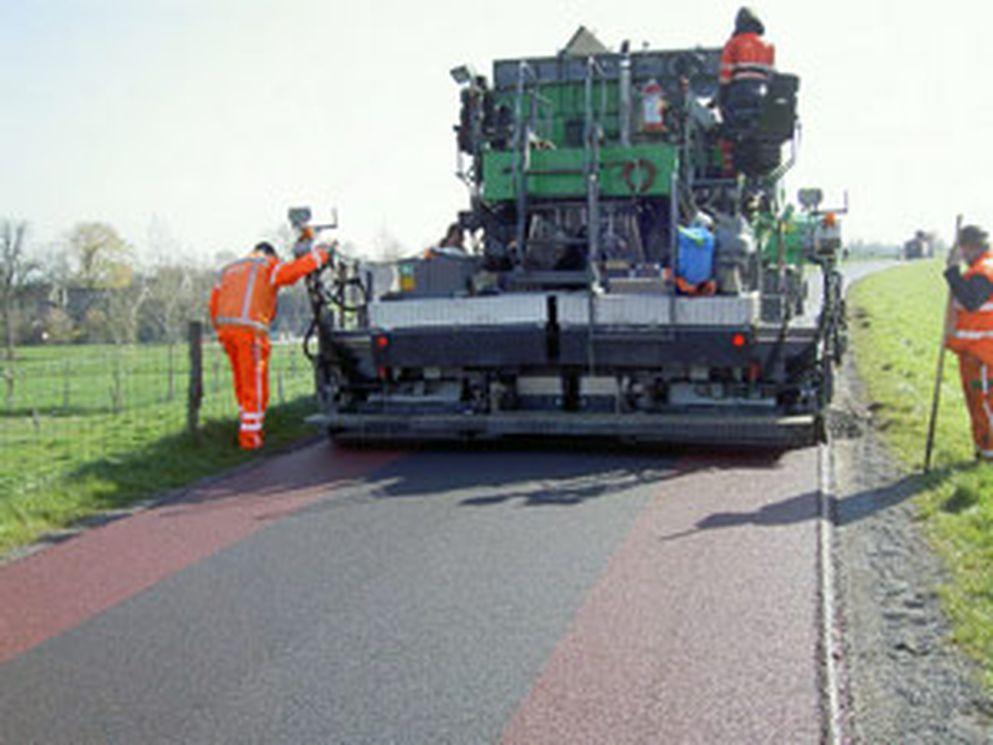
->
xmin=0 ymin=442 xmax=823 ymax=744
xmin=0 ymin=262 xmax=896 ymax=744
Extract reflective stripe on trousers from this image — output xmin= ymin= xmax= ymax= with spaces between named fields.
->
xmin=214 ymin=318 xmax=269 ymax=333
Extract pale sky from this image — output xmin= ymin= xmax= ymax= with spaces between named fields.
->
xmin=0 ymin=0 xmax=988 ymax=262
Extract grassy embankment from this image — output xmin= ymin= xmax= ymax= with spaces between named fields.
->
xmin=849 ymin=259 xmax=993 ymax=688
xmin=0 ymin=342 xmax=317 ymax=555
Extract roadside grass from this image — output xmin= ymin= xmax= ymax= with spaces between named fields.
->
xmin=0 ymin=342 xmax=317 ymax=555
xmin=849 ymin=259 xmax=993 ymax=689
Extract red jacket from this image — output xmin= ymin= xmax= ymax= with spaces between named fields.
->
xmin=720 ymin=32 xmax=776 ymax=84
xmin=209 ymin=248 xmax=328 ymax=334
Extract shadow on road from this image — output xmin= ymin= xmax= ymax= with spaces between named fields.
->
xmin=318 ymin=442 xmax=684 ymax=510
xmin=349 ymin=439 xmax=792 ymax=509
xmin=202 ymin=437 xmax=793 ymax=515
xmin=193 ymin=431 xmax=792 ymax=509
xmin=658 ymin=462 xmax=972 ymax=542
xmin=56 ymin=426 xmax=802 ymax=538
xmin=659 ymin=491 xmax=821 ymax=542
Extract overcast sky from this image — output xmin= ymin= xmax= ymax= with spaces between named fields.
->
xmin=0 ymin=0 xmax=988 ymax=261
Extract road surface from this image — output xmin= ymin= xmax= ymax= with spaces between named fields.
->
xmin=0 ymin=261 xmax=897 ymax=744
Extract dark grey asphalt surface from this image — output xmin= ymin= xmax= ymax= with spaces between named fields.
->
xmin=0 ymin=448 xmax=674 ymax=744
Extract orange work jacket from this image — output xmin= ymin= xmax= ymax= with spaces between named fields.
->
xmin=720 ymin=32 xmax=776 ymax=84
xmin=947 ymin=253 xmax=993 ymax=367
xmin=209 ymin=248 xmax=328 ymax=333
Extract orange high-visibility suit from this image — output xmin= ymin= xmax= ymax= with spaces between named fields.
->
xmin=945 ymin=252 xmax=993 ymax=459
xmin=719 ymin=19 xmax=776 ymax=174
xmin=209 ymin=245 xmax=329 ymax=449
xmin=719 ymin=32 xmax=776 ymax=85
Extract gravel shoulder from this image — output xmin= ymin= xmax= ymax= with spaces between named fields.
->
xmin=831 ymin=350 xmax=993 ymax=743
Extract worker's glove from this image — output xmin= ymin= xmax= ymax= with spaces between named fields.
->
xmin=314 ymin=241 xmax=336 ymax=268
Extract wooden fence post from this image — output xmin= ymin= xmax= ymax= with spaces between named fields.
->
xmin=62 ymin=361 xmax=71 ymax=410
xmin=167 ymin=343 xmax=175 ymax=402
xmin=2 ymin=366 xmax=13 ymax=411
xmin=187 ymin=321 xmax=203 ymax=436
xmin=109 ymin=357 xmax=123 ymax=415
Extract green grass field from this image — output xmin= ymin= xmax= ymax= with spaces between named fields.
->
xmin=0 ymin=341 xmax=317 ymax=554
xmin=849 ymin=259 xmax=993 ymax=688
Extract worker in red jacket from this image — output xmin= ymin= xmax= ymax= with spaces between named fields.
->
xmin=719 ymin=8 xmax=776 ymax=173
xmin=209 ymin=239 xmax=330 ymax=449
xmin=720 ymin=7 xmax=775 ymax=86
xmin=944 ymin=225 xmax=993 ymax=460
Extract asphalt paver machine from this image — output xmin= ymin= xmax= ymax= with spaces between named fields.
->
xmin=298 ymin=29 xmax=847 ymax=447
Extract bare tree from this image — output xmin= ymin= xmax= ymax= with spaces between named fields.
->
xmin=141 ymin=264 xmax=195 ymax=343
xmin=0 ymin=220 xmax=37 ymax=360
xmin=212 ymin=250 xmax=237 ymax=266
xmin=40 ymin=244 xmax=74 ymax=312
xmin=104 ymin=274 xmax=150 ymax=344
xmin=373 ymin=226 xmax=406 ymax=262
xmin=145 ymin=220 xmax=196 ymax=342
xmin=261 ymin=223 xmax=296 ymax=256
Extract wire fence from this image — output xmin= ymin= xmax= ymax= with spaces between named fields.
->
xmin=0 ymin=327 xmax=317 ymax=501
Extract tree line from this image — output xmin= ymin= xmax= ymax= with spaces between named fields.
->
xmin=0 ymin=218 xmax=312 ymax=360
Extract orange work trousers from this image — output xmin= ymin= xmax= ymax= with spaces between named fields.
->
xmin=957 ymin=352 xmax=993 ymax=460
xmin=217 ymin=327 xmax=271 ymax=450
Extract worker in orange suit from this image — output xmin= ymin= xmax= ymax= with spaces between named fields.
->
xmin=720 ymin=7 xmax=775 ymax=86
xmin=718 ymin=7 xmax=776 ymax=174
xmin=209 ymin=239 xmax=330 ymax=449
xmin=944 ymin=225 xmax=993 ymax=461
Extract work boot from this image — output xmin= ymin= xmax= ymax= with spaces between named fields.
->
xmin=238 ymin=431 xmax=264 ymax=451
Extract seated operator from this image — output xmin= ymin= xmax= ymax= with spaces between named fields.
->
xmin=425 ymin=222 xmax=467 ymax=258
xmin=718 ymin=7 xmax=776 ymax=172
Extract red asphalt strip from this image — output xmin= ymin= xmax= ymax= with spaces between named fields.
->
xmin=0 ymin=443 xmax=399 ymax=665
xmin=501 ymin=448 xmax=822 ymax=744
